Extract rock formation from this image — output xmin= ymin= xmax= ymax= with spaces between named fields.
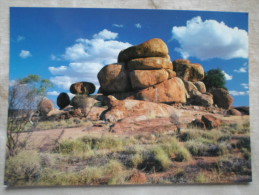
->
xmin=57 ymin=92 xmax=70 ymax=109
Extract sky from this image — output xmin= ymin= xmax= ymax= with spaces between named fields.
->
xmin=10 ymin=8 xmax=249 ymax=106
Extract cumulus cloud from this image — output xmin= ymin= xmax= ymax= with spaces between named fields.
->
xmin=172 ymin=16 xmax=248 ymax=60
xmin=112 ymin=24 xmax=124 ymax=28
xmin=19 ymin=50 xmax=32 ymax=58
xmin=234 ymin=62 xmax=248 ymax=73
xmin=222 ymin=70 xmax=233 ymax=80
xmin=93 ymin=29 xmax=118 ymax=40
xmin=47 ymin=91 xmax=59 ymax=96
xmin=50 ymin=54 xmax=62 ymax=61
xmin=229 ymin=90 xmax=249 ymax=96
xmin=49 ymin=29 xmax=132 ymax=91
xmin=241 ymin=83 xmax=249 ymax=89
xmin=135 ymin=23 xmax=142 ymax=29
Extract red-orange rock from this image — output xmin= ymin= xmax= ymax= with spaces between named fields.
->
xmin=226 ymin=108 xmax=242 ymax=116
xmin=210 ymin=88 xmax=234 ymax=109
xmin=127 ymin=57 xmax=173 ymax=70
xmin=38 ymin=98 xmax=55 ymax=116
xmin=129 ymin=172 xmax=147 ymax=184
xmin=136 ymin=77 xmax=187 ymax=103
xmin=129 ymin=69 xmax=169 ymax=90
xmin=201 ymin=114 xmax=222 ymax=130
xmin=194 ymin=81 xmax=206 ymax=93
xmin=97 ymin=63 xmax=131 ymax=93
xmin=118 ymin=38 xmax=169 ymax=63
xmin=70 ymin=82 xmax=96 ymax=95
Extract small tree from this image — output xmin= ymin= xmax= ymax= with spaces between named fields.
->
xmin=7 ymin=74 xmax=53 ymax=156
xmin=203 ymin=68 xmax=227 ymax=91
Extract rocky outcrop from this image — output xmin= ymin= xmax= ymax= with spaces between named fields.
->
xmin=118 ymin=38 xmax=169 ymax=63
xmin=194 ymin=81 xmax=206 ymax=93
xmin=127 ymin=57 xmax=173 ymax=70
xmin=135 ymin=77 xmax=187 ymax=103
xmin=173 ymin=59 xmax=204 ymax=82
xmin=226 ymin=108 xmax=242 ymax=116
xmin=70 ymin=82 xmax=96 ymax=95
xmin=234 ymin=106 xmax=249 ymax=115
xmin=103 ymin=96 xmax=177 ymax=122
xmin=57 ymin=92 xmax=70 ymax=109
xmin=70 ymin=95 xmax=99 ymax=114
xmin=38 ymin=98 xmax=55 ymax=116
xmin=189 ymin=93 xmax=213 ymax=107
xmin=97 ymin=63 xmax=131 ymax=94
xmin=129 ymin=69 xmax=169 ymax=90
xmin=210 ymin=88 xmax=233 ymax=109
xmin=201 ymin=114 xmax=222 ymax=130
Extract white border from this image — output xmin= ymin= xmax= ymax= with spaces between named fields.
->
xmin=0 ymin=1 xmax=258 ymax=195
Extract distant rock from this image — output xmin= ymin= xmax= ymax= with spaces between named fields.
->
xmin=190 ymin=93 xmax=213 ymax=107
xmin=38 ymin=98 xmax=55 ymax=116
xmin=97 ymin=63 xmax=131 ymax=94
xmin=188 ymin=119 xmax=206 ymax=129
xmin=227 ymin=108 xmax=242 ymax=116
xmin=234 ymin=106 xmax=249 ymax=115
xmin=201 ymin=114 xmax=222 ymax=130
xmin=70 ymin=82 xmax=96 ymax=95
xmin=57 ymin=92 xmax=70 ymax=109
xmin=127 ymin=57 xmax=173 ymax=70
xmin=129 ymin=69 xmax=169 ymax=90
xmin=194 ymin=81 xmax=206 ymax=93
xmin=135 ymin=77 xmax=187 ymax=103
xmin=210 ymin=88 xmax=233 ymax=109
xmin=118 ymin=38 xmax=169 ymax=63
xmin=173 ymin=59 xmax=204 ymax=82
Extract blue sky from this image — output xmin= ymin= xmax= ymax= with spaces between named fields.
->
xmin=10 ymin=8 xmax=249 ymax=106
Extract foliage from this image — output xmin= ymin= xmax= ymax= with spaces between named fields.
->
xmin=7 ymin=74 xmax=53 ymax=156
xmin=203 ymin=68 xmax=227 ymax=90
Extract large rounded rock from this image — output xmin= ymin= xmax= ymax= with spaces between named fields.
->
xmin=166 ymin=69 xmax=176 ymax=79
xmin=173 ymin=59 xmax=204 ymax=82
xmin=201 ymin=115 xmax=222 ymax=130
xmin=183 ymin=81 xmax=198 ymax=97
xmin=194 ymin=81 xmax=206 ymax=93
xmin=57 ymin=92 xmax=70 ymax=109
xmin=189 ymin=93 xmax=213 ymax=107
xmin=38 ymin=98 xmax=55 ymax=116
xmin=118 ymin=38 xmax=169 ymax=63
xmin=70 ymin=82 xmax=96 ymax=95
xmin=129 ymin=69 xmax=169 ymax=90
xmin=210 ymin=88 xmax=234 ymax=109
xmin=136 ymin=77 xmax=187 ymax=103
xmin=127 ymin=57 xmax=173 ymax=70
xmin=226 ymin=108 xmax=242 ymax=116
xmin=97 ymin=63 xmax=131 ymax=94
xmin=70 ymin=95 xmax=98 ymax=109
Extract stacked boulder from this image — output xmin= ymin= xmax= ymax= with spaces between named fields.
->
xmin=98 ymin=38 xmax=187 ymax=104
xmin=172 ymin=59 xmax=213 ymax=107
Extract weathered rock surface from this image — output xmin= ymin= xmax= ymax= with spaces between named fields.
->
xmin=173 ymin=59 xmax=204 ymax=82
xmin=183 ymin=81 xmax=198 ymax=97
xmin=210 ymin=88 xmax=233 ymax=109
xmin=129 ymin=69 xmax=169 ymax=89
xmin=127 ymin=57 xmax=173 ymax=70
xmin=234 ymin=106 xmax=249 ymax=115
xmin=70 ymin=95 xmax=99 ymax=114
xmin=103 ymin=96 xmax=177 ymax=122
xmin=57 ymin=92 xmax=70 ymax=109
xmin=118 ymin=38 xmax=169 ymax=63
xmin=201 ymin=114 xmax=222 ymax=129
xmin=135 ymin=77 xmax=187 ymax=103
xmin=194 ymin=81 xmax=206 ymax=93
xmin=190 ymin=93 xmax=213 ymax=107
xmin=38 ymin=98 xmax=55 ymax=116
xmin=166 ymin=69 xmax=177 ymax=79
xmin=87 ymin=106 xmax=108 ymax=121
xmin=97 ymin=63 xmax=131 ymax=93
xmin=226 ymin=108 xmax=242 ymax=116
xmin=70 ymin=82 xmax=96 ymax=95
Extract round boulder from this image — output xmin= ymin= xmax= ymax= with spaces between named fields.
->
xmin=210 ymin=88 xmax=234 ymax=109
xmin=38 ymin=98 xmax=55 ymax=116
xmin=70 ymin=95 xmax=98 ymax=109
xmin=129 ymin=69 xmax=169 ymax=90
xmin=194 ymin=81 xmax=206 ymax=93
xmin=118 ymin=38 xmax=169 ymax=63
xmin=127 ymin=57 xmax=173 ymax=70
xmin=97 ymin=63 xmax=131 ymax=94
xmin=70 ymin=82 xmax=96 ymax=95
xmin=173 ymin=59 xmax=204 ymax=82
xmin=226 ymin=108 xmax=242 ymax=116
xmin=57 ymin=92 xmax=70 ymax=109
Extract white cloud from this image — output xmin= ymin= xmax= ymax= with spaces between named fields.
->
xmin=17 ymin=35 xmax=25 ymax=42
xmin=222 ymin=70 xmax=233 ymax=80
xmin=241 ymin=83 xmax=249 ymax=89
xmin=47 ymin=91 xmax=60 ymax=96
xmin=172 ymin=16 xmax=248 ymax=60
xmin=49 ymin=29 xmax=132 ymax=91
xmin=93 ymin=29 xmax=118 ymax=40
xmin=19 ymin=50 xmax=32 ymax=58
xmin=229 ymin=90 xmax=249 ymax=96
xmin=50 ymin=54 xmax=61 ymax=61
xmin=135 ymin=23 xmax=142 ymax=29
xmin=112 ymin=24 xmax=124 ymax=28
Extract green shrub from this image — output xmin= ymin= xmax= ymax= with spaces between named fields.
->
xmin=186 ymin=140 xmax=208 ymax=156
xmin=194 ymin=172 xmax=208 ymax=183
xmin=5 ymin=150 xmax=41 ymax=186
xmin=54 ymin=139 xmax=91 ymax=155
